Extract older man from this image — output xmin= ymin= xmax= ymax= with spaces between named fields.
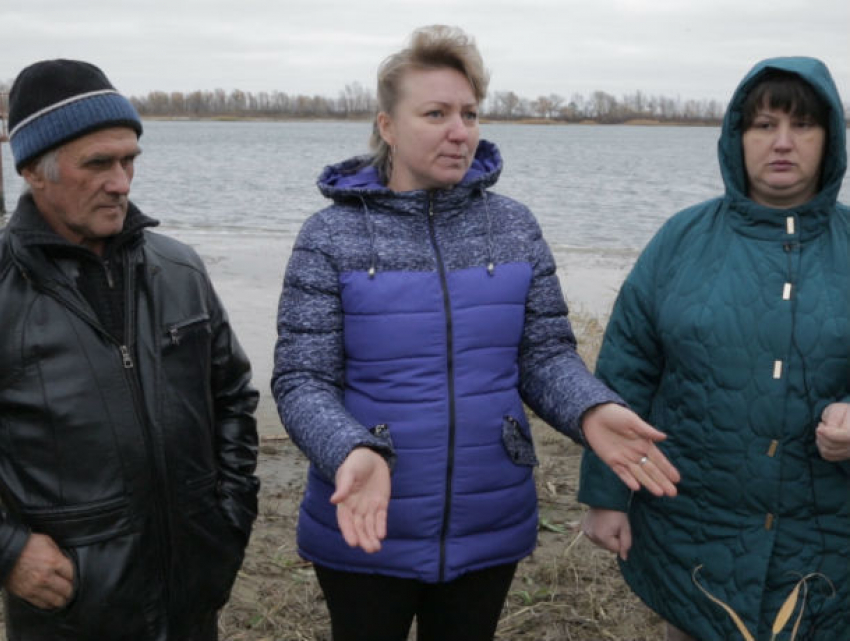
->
xmin=0 ymin=59 xmax=259 ymax=640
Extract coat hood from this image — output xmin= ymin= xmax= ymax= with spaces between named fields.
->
xmin=718 ymin=56 xmax=847 ymax=211
xmin=316 ymin=138 xmax=503 ymax=201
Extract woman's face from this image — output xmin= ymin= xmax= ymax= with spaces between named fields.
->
xmin=742 ymin=104 xmax=826 ymax=208
xmin=379 ymin=66 xmax=480 ymax=192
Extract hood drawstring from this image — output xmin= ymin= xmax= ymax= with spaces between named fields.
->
xmin=358 ymin=196 xmax=379 ymax=279
xmin=481 ymin=187 xmax=495 ymax=276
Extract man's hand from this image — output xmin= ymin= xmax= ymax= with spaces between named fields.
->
xmin=5 ymin=533 xmax=74 ymax=610
xmin=581 ymin=508 xmax=632 ymax=560
xmin=817 ymin=403 xmax=850 ymax=462
xmin=582 ymin=403 xmax=680 ymax=497
xmin=331 ymin=447 xmax=391 ymax=554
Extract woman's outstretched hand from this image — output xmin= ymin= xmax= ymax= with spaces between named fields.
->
xmin=582 ymin=403 xmax=680 ymax=497
xmin=332 ymin=447 xmax=391 ymax=553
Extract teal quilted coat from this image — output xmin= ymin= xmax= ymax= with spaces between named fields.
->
xmin=579 ymin=57 xmax=850 ymax=640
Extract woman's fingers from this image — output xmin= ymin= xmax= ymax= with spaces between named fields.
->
xmin=613 ymin=449 xmax=679 ymax=498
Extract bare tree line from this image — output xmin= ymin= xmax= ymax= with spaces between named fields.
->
xmin=489 ymin=90 xmax=728 ymax=123
xmin=126 ymin=82 xmax=378 ymax=120
xmin=124 ymin=84 xmax=728 ymax=123
xmin=3 ymin=79 xmax=850 ymax=124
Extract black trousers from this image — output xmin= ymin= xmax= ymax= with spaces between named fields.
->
xmin=314 ymin=562 xmax=518 ymax=641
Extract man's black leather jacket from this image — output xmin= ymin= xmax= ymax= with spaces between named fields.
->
xmin=0 ymin=196 xmax=259 ymax=640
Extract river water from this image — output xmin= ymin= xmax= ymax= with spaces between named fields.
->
xmin=3 ymin=120 xmax=848 ymax=250
xmin=5 ymin=119 xmax=836 ymax=250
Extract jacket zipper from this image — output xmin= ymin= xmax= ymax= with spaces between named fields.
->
xmin=427 ymin=195 xmax=457 ymax=582
xmin=34 ymin=251 xmax=173 ymax=615
xmin=167 ymin=314 xmax=210 ymax=346
xmin=103 ymin=259 xmax=115 ymax=288
xmin=118 ymin=253 xmax=173 ymax=614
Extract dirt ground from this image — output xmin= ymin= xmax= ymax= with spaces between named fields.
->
xmin=218 ymin=315 xmax=666 ymax=641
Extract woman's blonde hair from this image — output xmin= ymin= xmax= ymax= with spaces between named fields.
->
xmin=369 ymin=25 xmax=489 ymax=180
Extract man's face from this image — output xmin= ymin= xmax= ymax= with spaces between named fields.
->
xmin=23 ymin=127 xmax=141 ymax=255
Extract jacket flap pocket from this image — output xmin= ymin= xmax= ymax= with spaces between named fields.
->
xmin=501 ymin=415 xmax=539 ymax=467
xmin=178 ymin=471 xmax=219 ymax=514
xmin=22 ymin=496 xmax=133 ymax=547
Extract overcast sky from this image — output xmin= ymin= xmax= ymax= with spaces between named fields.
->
xmin=2 ymin=0 xmax=849 ymax=106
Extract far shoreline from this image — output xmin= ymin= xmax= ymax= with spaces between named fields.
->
xmin=138 ymin=114 xmax=723 ymax=127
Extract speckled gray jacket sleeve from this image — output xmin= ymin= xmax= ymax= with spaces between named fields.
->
xmin=517 ymin=217 xmax=624 ymax=442
xmin=271 ymin=213 xmax=393 ymax=481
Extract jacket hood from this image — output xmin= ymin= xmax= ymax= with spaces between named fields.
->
xmin=718 ymin=56 xmax=847 ymax=210
xmin=316 ymin=138 xmax=503 ymax=201
xmin=314 ymin=139 xmax=503 ymax=278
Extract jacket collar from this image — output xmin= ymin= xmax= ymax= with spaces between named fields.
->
xmin=8 ymin=193 xmax=159 ymax=260
xmin=316 ymin=139 xmax=503 ymax=217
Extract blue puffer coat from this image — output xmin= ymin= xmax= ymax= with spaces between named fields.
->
xmin=579 ymin=57 xmax=850 ymax=639
xmin=272 ymin=140 xmax=620 ymax=582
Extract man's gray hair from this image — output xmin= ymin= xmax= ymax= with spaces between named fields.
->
xmin=35 ymin=149 xmax=61 ymax=182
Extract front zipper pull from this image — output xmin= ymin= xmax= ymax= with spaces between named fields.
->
xmin=120 ymin=345 xmax=134 ymax=368
xmin=169 ymin=327 xmax=180 ymax=346
xmin=104 ymin=260 xmax=115 ymax=289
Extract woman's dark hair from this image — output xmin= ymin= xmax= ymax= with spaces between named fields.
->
xmin=740 ymin=70 xmax=829 ymax=131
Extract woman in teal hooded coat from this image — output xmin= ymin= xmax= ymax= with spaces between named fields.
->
xmin=578 ymin=57 xmax=850 ymax=640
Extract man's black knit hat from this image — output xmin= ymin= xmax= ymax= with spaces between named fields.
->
xmin=8 ymin=59 xmax=143 ymax=173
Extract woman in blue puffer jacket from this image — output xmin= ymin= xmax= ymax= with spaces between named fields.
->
xmin=272 ymin=24 xmax=680 ymax=641
xmin=580 ymin=57 xmax=850 ymax=640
